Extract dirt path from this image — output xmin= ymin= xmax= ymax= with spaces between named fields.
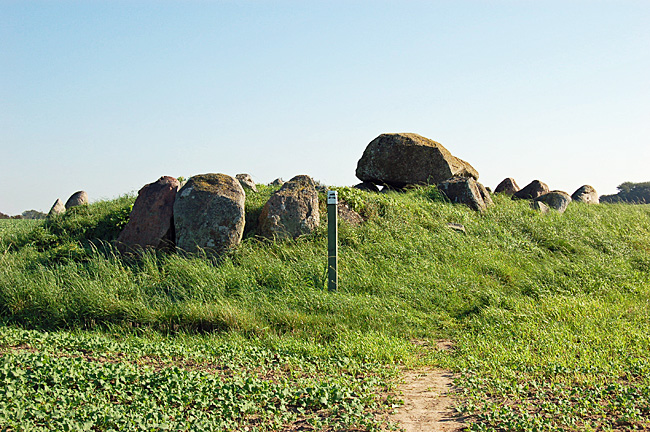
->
xmin=390 ymin=367 xmax=466 ymax=432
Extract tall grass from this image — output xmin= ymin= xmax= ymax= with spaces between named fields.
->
xmin=1 ymin=188 xmax=649 ymax=343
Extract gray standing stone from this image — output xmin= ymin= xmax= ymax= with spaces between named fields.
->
xmin=356 ymin=133 xmax=479 ymax=188
xmin=571 ymin=185 xmax=599 ymax=204
xmin=115 ymin=176 xmax=180 ymax=253
xmin=258 ymin=175 xmax=320 ymax=239
xmin=437 ymin=177 xmax=490 ymax=212
xmin=512 ymin=180 xmax=549 ymax=200
xmin=65 ymin=191 xmax=89 ymax=209
xmin=535 ymin=190 xmax=572 ymax=213
xmin=173 ymin=173 xmax=245 ymax=255
xmin=47 ymin=199 xmax=66 ymax=218
xmin=494 ymin=178 xmax=520 ymax=195
xmin=236 ymin=173 xmax=258 ymax=193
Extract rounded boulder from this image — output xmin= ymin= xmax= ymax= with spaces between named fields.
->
xmin=173 ymin=173 xmax=245 ymax=255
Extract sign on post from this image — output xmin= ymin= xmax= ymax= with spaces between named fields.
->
xmin=327 ymin=191 xmax=338 ymax=291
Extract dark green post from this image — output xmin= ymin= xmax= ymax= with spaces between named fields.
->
xmin=327 ymin=190 xmax=338 ymax=291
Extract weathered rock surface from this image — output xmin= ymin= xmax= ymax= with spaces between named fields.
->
xmin=494 ymin=178 xmax=520 ymax=195
xmin=530 ymin=200 xmax=550 ymax=214
xmin=571 ymin=185 xmax=599 ymax=204
xmin=173 ymin=173 xmax=245 ymax=255
xmin=477 ymin=182 xmax=494 ymax=207
xmin=258 ymin=175 xmax=320 ymax=239
xmin=116 ymin=176 xmax=180 ymax=253
xmin=353 ymin=182 xmax=380 ymax=192
xmin=437 ymin=177 xmax=491 ymax=212
xmin=270 ymin=178 xmax=285 ymax=187
xmin=236 ymin=173 xmax=258 ymax=193
xmin=47 ymin=199 xmax=66 ymax=217
xmin=355 ymin=133 xmax=479 ymax=188
xmin=65 ymin=191 xmax=89 ymax=209
xmin=535 ymin=190 xmax=572 ymax=213
xmin=512 ymin=180 xmax=549 ymax=200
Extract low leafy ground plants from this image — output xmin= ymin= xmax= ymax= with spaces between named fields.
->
xmin=0 ymin=326 xmax=400 ymax=431
xmin=1 ymin=188 xmax=650 ymax=430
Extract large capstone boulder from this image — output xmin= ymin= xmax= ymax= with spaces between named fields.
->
xmin=535 ymin=190 xmax=572 ymax=213
xmin=355 ymin=133 xmax=479 ymax=188
xmin=494 ymin=178 xmax=520 ymax=195
xmin=571 ymin=185 xmax=599 ymax=204
xmin=65 ymin=191 xmax=89 ymax=209
xmin=258 ymin=175 xmax=320 ymax=239
xmin=115 ymin=176 xmax=180 ymax=253
xmin=512 ymin=180 xmax=549 ymax=200
xmin=236 ymin=173 xmax=258 ymax=193
xmin=173 ymin=173 xmax=245 ymax=255
xmin=47 ymin=198 xmax=66 ymax=218
xmin=437 ymin=177 xmax=492 ymax=212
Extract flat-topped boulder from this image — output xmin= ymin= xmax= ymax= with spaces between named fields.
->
xmin=65 ymin=191 xmax=88 ymax=209
xmin=571 ymin=185 xmax=599 ymax=204
xmin=355 ymin=133 xmax=479 ymax=188
xmin=116 ymin=176 xmax=180 ymax=253
xmin=258 ymin=175 xmax=320 ymax=239
xmin=173 ymin=173 xmax=245 ymax=255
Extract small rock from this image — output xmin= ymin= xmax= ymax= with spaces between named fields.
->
xmin=446 ymin=223 xmax=466 ymax=233
xmin=437 ymin=177 xmax=489 ymax=212
xmin=47 ymin=199 xmax=66 ymax=217
xmin=259 ymin=175 xmax=320 ymax=239
xmin=513 ymin=180 xmax=549 ymax=200
xmin=530 ymin=200 xmax=550 ymax=214
xmin=494 ymin=178 xmax=520 ymax=195
xmin=270 ymin=178 xmax=285 ymax=187
xmin=65 ymin=191 xmax=89 ymax=209
xmin=535 ymin=190 xmax=572 ymax=213
xmin=337 ymin=202 xmax=363 ymax=226
xmin=115 ymin=176 xmax=180 ymax=253
xmin=571 ymin=185 xmax=599 ymax=204
xmin=174 ymin=173 xmax=246 ymax=255
xmin=236 ymin=173 xmax=258 ymax=193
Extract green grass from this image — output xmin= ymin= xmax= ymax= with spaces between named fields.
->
xmin=1 ymin=187 xmax=649 ymax=430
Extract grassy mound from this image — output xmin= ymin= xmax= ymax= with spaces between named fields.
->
xmin=1 ymin=186 xmax=649 ymax=430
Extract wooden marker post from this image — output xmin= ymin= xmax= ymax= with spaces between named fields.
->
xmin=327 ymin=190 xmax=338 ymax=292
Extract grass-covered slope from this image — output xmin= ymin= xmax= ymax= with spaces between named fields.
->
xmin=1 ymin=186 xmax=649 ymax=431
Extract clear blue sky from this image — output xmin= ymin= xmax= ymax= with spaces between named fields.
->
xmin=2 ymin=0 xmax=649 ymax=215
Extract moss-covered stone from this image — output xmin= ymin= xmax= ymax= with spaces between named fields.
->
xmin=174 ymin=173 xmax=245 ymax=255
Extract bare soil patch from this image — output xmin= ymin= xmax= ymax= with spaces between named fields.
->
xmin=391 ymin=368 xmax=466 ymax=432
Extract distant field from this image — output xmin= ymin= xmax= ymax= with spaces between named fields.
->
xmin=1 ymin=188 xmax=649 ymax=431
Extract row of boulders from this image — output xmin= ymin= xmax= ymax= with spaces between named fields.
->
xmin=46 ymin=132 xmax=606 ymax=256
xmin=114 ymin=173 xmax=351 ymax=256
xmin=47 ymin=191 xmax=89 ymax=217
xmin=352 ymin=132 xmax=600 ymax=214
